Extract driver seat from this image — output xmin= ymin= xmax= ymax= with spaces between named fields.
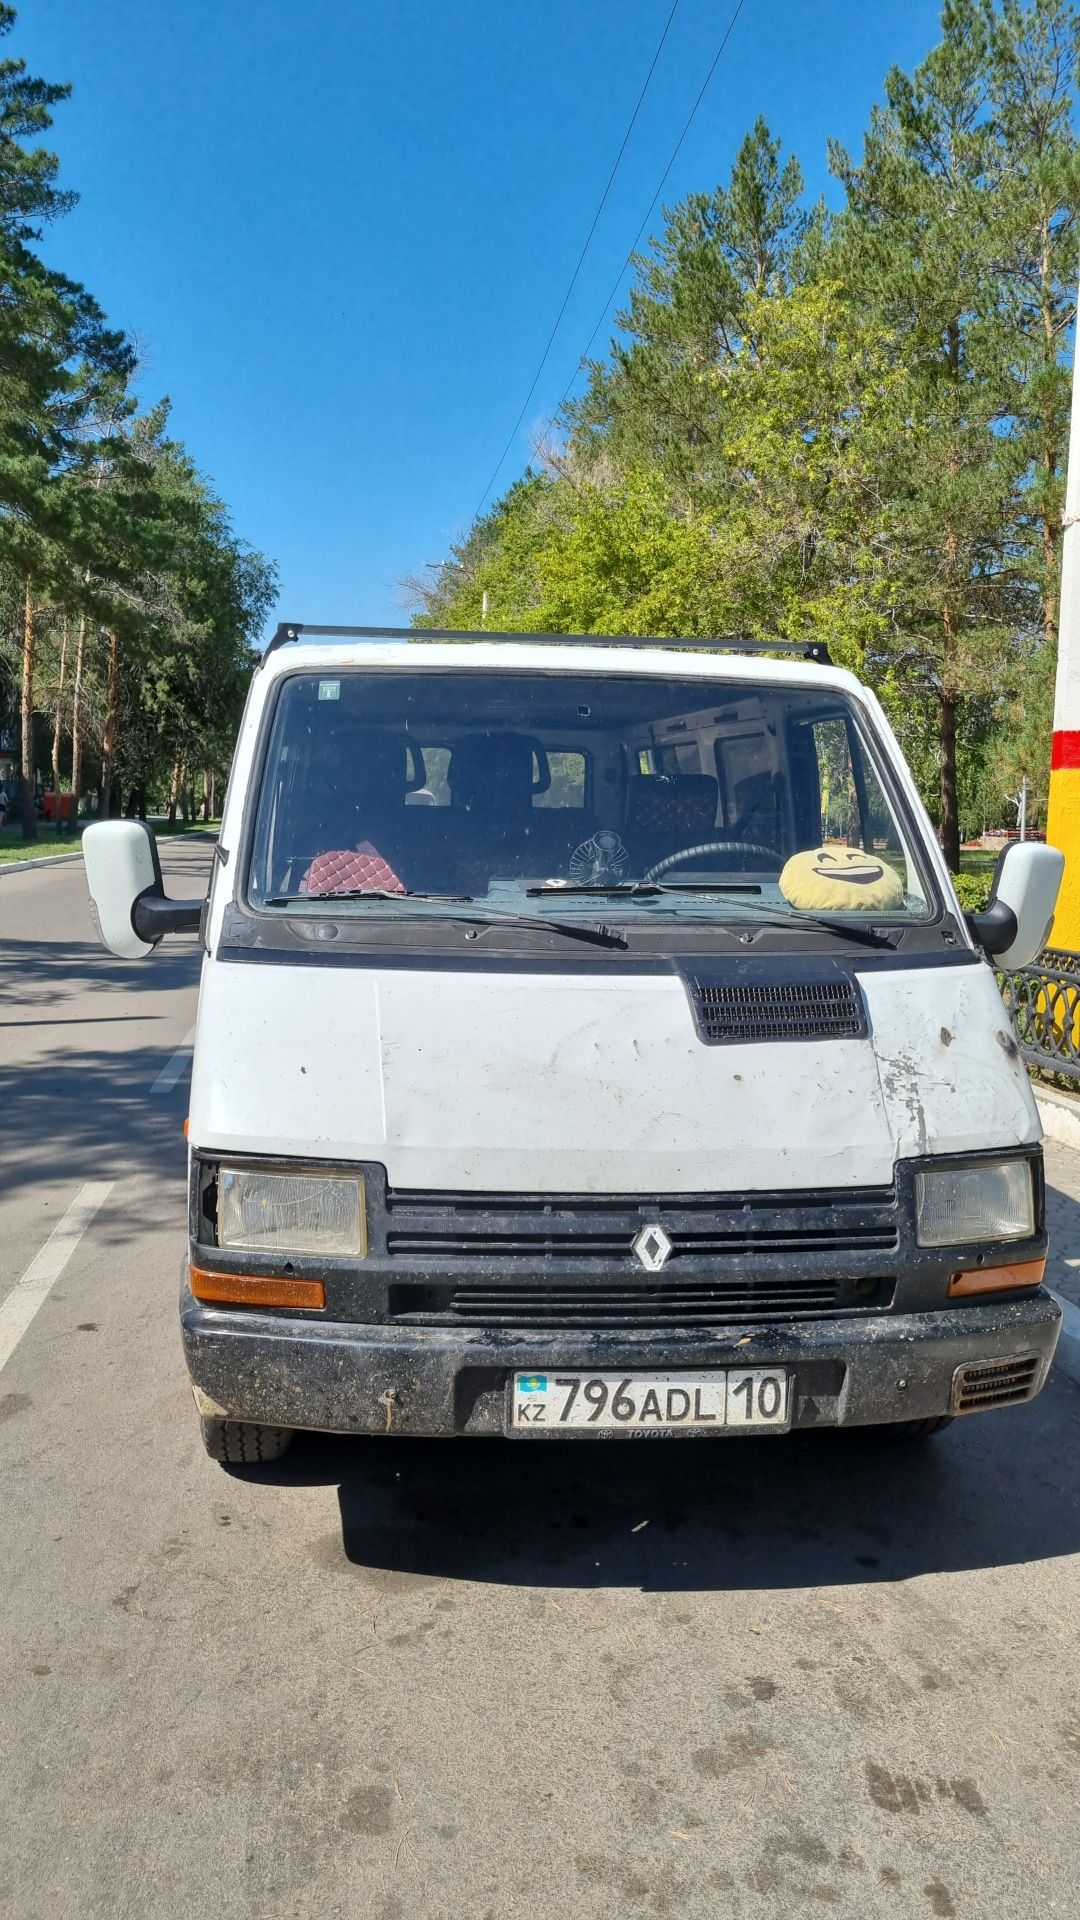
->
xmin=626 ymin=774 xmax=718 ymax=875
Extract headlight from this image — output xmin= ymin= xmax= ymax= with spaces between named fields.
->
xmin=915 ymin=1160 xmax=1034 ymax=1248
xmin=218 ymin=1168 xmax=366 ymax=1257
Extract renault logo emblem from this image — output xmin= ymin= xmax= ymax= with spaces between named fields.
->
xmin=633 ymin=1224 xmax=672 ymax=1272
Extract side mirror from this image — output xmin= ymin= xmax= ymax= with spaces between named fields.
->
xmin=84 ymin=820 xmax=203 ymax=960
xmin=966 ymin=840 xmax=1064 ymax=970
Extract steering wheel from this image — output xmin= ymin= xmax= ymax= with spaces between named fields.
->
xmin=644 ymin=840 xmax=782 ymax=883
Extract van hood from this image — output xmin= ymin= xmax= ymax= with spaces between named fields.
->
xmin=187 ymin=958 xmax=1038 ymax=1192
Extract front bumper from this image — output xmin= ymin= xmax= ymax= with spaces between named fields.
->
xmin=181 ymin=1280 xmax=1061 ymax=1436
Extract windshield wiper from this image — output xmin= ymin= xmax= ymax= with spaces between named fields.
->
xmin=465 ymin=910 xmax=627 ymax=949
xmin=526 ymin=881 xmax=663 ymax=898
xmin=266 ymin=890 xmax=626 ymax=948
xmin=526 ymin=880 xmax=762 ymax=898
xmin=524 ymin=881 xmax=897 ymax=945
xmin=267 ymin=888 xmax=473 ymax=905
xmin=735 ymin=902 xmax=901 ymax=950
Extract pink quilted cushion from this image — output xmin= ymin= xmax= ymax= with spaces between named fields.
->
xmin=633 ymin=783 xmax=682 ymax=832
xmin=299 ymin=843 xmax=406 ymax=895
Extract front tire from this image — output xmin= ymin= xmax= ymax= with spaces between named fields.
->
xmin=199 ymin=1416 xmax=294 ymax=1465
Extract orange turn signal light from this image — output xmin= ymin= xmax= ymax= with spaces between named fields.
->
xmin=189 ymin=1266 xmax=326 ymax=1310
xmin=947 ymin=1257 xmax=1046 ymax=1298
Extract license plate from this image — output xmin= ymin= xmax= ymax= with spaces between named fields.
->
xmin=510 ymin=1369 xmax=789 ymax=1433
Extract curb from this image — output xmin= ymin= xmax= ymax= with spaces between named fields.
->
xmin=1050 ymin=1289 xmax=1080 ymax=1387
xmin=0 ymin=849 xmax=83 ymax=877
xmin=1036 ymin=1088 xmax=1080 ymax=1152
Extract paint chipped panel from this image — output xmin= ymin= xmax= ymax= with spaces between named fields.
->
xmin=862 ymin=966 xmax=1039 ymax=1158
xmin=190 ymin=1383 xmax=230 ymax=1419
xmin=189 ymin=957 xmax=1038 ymax=1196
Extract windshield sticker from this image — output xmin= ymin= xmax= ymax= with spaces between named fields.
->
xmin=569 ymin=830 xmax=630 ymax=886
xmin=318 ymin=680 xmax=340 ymax=701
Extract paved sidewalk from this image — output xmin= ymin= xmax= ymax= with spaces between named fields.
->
xmin=1046 ymin=1140 xmax=1080 ymax=1311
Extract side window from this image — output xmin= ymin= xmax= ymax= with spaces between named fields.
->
xmin=406 ymin=744 xmax=450 ymax=805
xmin=857 ymin=740 xmax=912 ymax=890
xmin=809 ymin=718 xmax=861 ymax=844
xmin=714 ymin=731 xmax=781 ymax=849
xmin=793 ymin=713 xmax=915 ymax=895
xmin=534 ymin=750 xmax=587 ymax=809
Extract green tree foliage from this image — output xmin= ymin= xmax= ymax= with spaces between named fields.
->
xmin=0 ymin=5 xmax=276 ymax=836
xmin=414 ymin=0 xmax=1080 ymax=865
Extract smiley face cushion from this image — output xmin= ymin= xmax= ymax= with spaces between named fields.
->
xmin=779 ymin=845 xmax=904 ymax=912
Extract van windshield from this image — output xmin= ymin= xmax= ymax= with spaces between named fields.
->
xmin=247 ymin=669 xmax=936 ymax=923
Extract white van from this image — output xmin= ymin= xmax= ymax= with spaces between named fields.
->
xmin=84 ymin=627 xmax=1065 ymax=1466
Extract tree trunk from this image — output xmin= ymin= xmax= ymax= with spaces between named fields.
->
xmin=70 ymin=614 xmax=86 ymax=818
xmin=167 ymin=761 xmax=181 ymax=825
xmin=99 ymin=629 xmax=121 ymax=819
xmin=51 ymin=615 xmax=68 ymax=795
xmin=201 ymin=769 xmax=211 ymax=822
xmin=20 ymin=579 xmax=36 ymax=841
xmin=938 ymin=690 xmax=960 ymax=874
xmin=1039 ymin=212 xmax=1060 ymax=652
xmin=208 ymin=770 xmax=217 ymax=819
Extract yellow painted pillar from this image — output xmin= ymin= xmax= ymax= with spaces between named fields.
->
xmin=1046 ymin=279 xmax=1080 ymax=953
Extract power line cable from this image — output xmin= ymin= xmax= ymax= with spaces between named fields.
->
xmin=554 ymin=0 xmax=748 ymax=422
xmin=471 ymin=0 xmax=682 ymax=524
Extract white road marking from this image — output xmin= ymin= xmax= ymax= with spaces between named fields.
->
xmin=0 ymin=1182 xmax=114 ymax=1377
xmin=151 ymin=1027 xmax=196 ymax=1093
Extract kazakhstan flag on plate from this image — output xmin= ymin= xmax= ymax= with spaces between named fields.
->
xmin=519 ymin=1375 xmax=547 ymax=1393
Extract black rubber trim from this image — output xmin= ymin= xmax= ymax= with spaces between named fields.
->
xmin=212 ymin=943 xmax=981 ymax=974
xmin=133 ymin=887 xmax=203 ymax=940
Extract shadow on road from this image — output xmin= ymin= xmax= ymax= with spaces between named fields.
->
xmin=0 ymin=933 xmax=201 ymax=1195
xmin=0 ymin=837 xmax=208 ymax=1182
xmin=255 ymin=1365 xmax=1080 ymax=1592
xmin=0 ymin=1043 xmax=192 ymax=1186
xmin=0 ymin=933 xmax=200 ymax=1005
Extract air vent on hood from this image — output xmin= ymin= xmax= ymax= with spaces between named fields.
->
xmin=686 ymin=974 xmax=866 ymax=1045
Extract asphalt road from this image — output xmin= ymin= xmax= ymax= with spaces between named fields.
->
xmin=2 ymin=847 xmax=1080 ymax=1920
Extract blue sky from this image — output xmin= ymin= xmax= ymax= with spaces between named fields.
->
xmin=18 ymin=0 xmax=944 ymax=634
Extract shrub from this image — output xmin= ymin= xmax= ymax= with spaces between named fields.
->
xmin=950 ymin=870 xmax=992 ymax=911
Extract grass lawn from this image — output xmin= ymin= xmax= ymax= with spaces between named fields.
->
xmin=0 ymin=817 xmax=219 ymax=866
xmin=958 ymin=848 xmax=1000 ymax=877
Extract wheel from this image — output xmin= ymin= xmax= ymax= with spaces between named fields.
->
xmin=199 ymin=1416 xmax=294 ymax=1464
xmin=875 ymin=1415 xmax=955 ymax=1440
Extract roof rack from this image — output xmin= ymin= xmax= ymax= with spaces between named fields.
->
xmin=263 ymin=622 xmax=833 ymax=667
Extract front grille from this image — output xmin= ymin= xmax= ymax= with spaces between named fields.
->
xmin=688 ymin=976 xmax=866 ymax=1044
xmin=384 ymin=1183 xmax=899 ymax=1264
xmin=952 ymin=1354 xmax=1041 ymax=1414
xmin=389 ymin=1276 xmax=894 ymax=1329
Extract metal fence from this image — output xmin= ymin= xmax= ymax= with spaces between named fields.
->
xmin=999 ymin=947 xmax=1080 ymax=1079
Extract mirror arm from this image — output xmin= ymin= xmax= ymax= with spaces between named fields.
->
xmin=966 ymin=900 xmax=1018 ymax=957
xmin=132 ymin=885 xmax=203 ymax=941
